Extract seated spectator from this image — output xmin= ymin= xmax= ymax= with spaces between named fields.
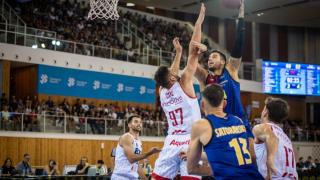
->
xmin=75 ymin=156 xmax=90 ymax=175
xmin=44 ymin=160 xmax=60 ymax=175
xmin=1 ymin=158 xmax=15 ymax=176
xmin=46 ymin=96 xmax=54 ymax=111
xmin=1 ymin=105 xmax=10 ymax=130
xmin=16 ymin=154 xmax=33 ymax=175
xmin=0 ymin=93 xmax=8 ymax=110
xmin=314 ymin=159 xmax=320 ymax=173
xmin=81 ymin=100 xmax=89 ymax=115
xmin=305 ymin=156 xmax=314 ymax=170
xmin=96 ymin=160 xmax=107 ymax=175
xmin=297 ymin=157 xmax=305 ymax=172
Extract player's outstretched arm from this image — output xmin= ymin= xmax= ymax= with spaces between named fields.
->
xmin=192 ymin=3 xmax=209 ymax=90
xmin=191 ymin=3 xmax=205 ymax=45
xmin=252 ymin=124 xmax=278 ymax=178
xmin=187 ymin=121 xmax=213 ymax=176
xmin=226 ymin=0 xmax=245 ymax=80
xmin=170 ymin=37 xmax=183 ymax=76
xmin=181 ymin=4 xmax=207 ymax=95
xmin=120 ymin=134 xmax=161 ymax=164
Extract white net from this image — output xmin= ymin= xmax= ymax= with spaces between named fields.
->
xmin=88 ymin=0 xmax=120 ymax=20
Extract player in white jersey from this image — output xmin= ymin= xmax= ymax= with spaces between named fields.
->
xmin=111 ymin=115 xmax=161 ymax=180
xmin=152 ymin=4 xmax=207 ymax=180
xmin=253 ymin=97 xmax=298 ymax=180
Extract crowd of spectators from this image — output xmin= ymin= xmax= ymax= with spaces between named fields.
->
xmin=0 ymin=154 xmax=108 ymax=176
xmin=297 ymin=156 xmax=320 ymax=177
xmin=0 ymin=93 xmax=167 ymax=135
xmin=13 ymin=0 xmax=123 ymax=50
xmin=1 ymin=153 xmax=154 ymax=177
xmin=8 ymin=0 xmax=209 ymax=63
xmin=121 ymin=10 xmax=194 ymax=52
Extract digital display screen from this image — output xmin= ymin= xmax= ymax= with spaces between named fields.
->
xmin=262 ymin=61 xmax=320 ymax=96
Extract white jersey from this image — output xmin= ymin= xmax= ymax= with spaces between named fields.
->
xmin=160 ymin=82 xmax=201 ymax=135
xmin=111 ymin=133 xmax=142 ymax=180
xmin=254 ymin=123 xmax=298 ymax=180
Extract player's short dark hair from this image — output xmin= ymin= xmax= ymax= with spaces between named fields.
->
xmin=154 ymin=66 xmax=170 ymax=89
xmin=97 ymin=160 xmax=104 ymax=164
xmin=203 ymin=50 xmax=227 ymax=62
xmin=24 ymin=154 xmax=30 ymax=157
xmin=202 ymin=84 xmax=225 ymax=107
xmin=265 ymin=97 xmax=289 ymax=123
xmin=128 ymin=115 xmax=141 ymax=124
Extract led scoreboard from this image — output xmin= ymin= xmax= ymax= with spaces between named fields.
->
xmin=262 ymin=61 xmax=320 ymax=96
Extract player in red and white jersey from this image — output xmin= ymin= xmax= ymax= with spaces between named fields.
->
xmin=253 ymin=97 xmax=298 ymax=180
xmin=152 ymin=4 xmax=207 ymax=180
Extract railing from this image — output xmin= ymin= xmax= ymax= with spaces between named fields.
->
xmin=0 ymin=22 xmax=256 ymax=80
xmin=0 ymin=0 xmax=25 ymax=26
xmin=0 ymin=22 xmax=175 ymax=66
xmin=1 ymin=112 xmax=320 ymax=141
xmin=286 ymin=128 xmax=320 ymax=142
xmin=0 ymin=112 xmax=168 ymax=137
xmin=0 ymin=24 xmax=257 ymax=80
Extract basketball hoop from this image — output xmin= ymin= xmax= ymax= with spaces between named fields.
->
xmin=88 ymin=0 xmax=120 ymax=20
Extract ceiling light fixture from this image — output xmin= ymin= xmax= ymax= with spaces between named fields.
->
xmin=126 ymin=3 xmax=135 ymax=7
xmin=257 ymin=12 xmax=264 ymax=16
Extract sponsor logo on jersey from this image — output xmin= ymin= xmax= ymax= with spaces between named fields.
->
xmin=161 ymin=96 xmax=183 ymax=107
xmin=165 ymin=90 xmax=174 ymax=99
xmin=169 ymin=139 xmax=190 ymax=146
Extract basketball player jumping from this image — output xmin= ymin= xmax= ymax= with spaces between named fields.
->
xmin=187 ymin=84 xmax=264 ymax=179
xmin=253 ymin=97 xmax=298 ymax=180
xmin=111 ymin=115 xmax=161 ymax=180
xmin=194 ymin=0 xmax=256 ymax=161
xmin=151 ymin=4 xmax=207 ymax=180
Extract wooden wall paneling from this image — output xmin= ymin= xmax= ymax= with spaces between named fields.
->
xmin=1 ymin=60 xmax=11 ymax=98
xmin=0 ymin=137 xmax=163 ymax=173
xmin=242 ymin=22 xmax=253 ymax=62
xmin=11 ymin=65 xmax=37 ymax=99
xmin=225 ymin=19 xmax=236 ymax=53
xmin=278 ymin=26 xmax=288 ymax=61
xmin=259 ymin=23 xmax=270 ymax=59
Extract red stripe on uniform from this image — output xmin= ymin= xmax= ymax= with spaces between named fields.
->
xmin=282 ymin=172 xmax=288 ymax=177
xmin=181 ymin=176 xmax=201 ymax=180
xmin=151 ymin=173 xmax=171 ymax=180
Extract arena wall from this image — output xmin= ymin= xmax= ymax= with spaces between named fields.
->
xmin=1 ymin=132 xmax=319 ymax=173
xmin=0 ymin=43 xmax=262 ymax=93
xmin=0 ymin=132 xmax=164 ymax=173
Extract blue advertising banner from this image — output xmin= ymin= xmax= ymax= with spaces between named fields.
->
xmin=37 ymin=65 xmax=156 ymax=104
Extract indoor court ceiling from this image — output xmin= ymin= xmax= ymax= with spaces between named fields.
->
xmin=120 ymin=0 xmax=320 ymax=27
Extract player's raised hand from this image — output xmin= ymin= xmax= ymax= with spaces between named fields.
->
xmin=148 ymin=147 xmax=161 ymax=155
xmin=239 ymin=0 xmax=244 ymax=18
xmin=190 ymin=41 xmax=207 ymax=55
xmin=173 ymin=37 xmax=182 ymax=53
xmin=196 ymin=3 xmax=206 ymax=25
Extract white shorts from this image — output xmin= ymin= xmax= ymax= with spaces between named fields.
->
xmin=111 ymin=173 xmax=139 ymax=180
xmin=152 ymin=134 xmax=201 ymax=180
